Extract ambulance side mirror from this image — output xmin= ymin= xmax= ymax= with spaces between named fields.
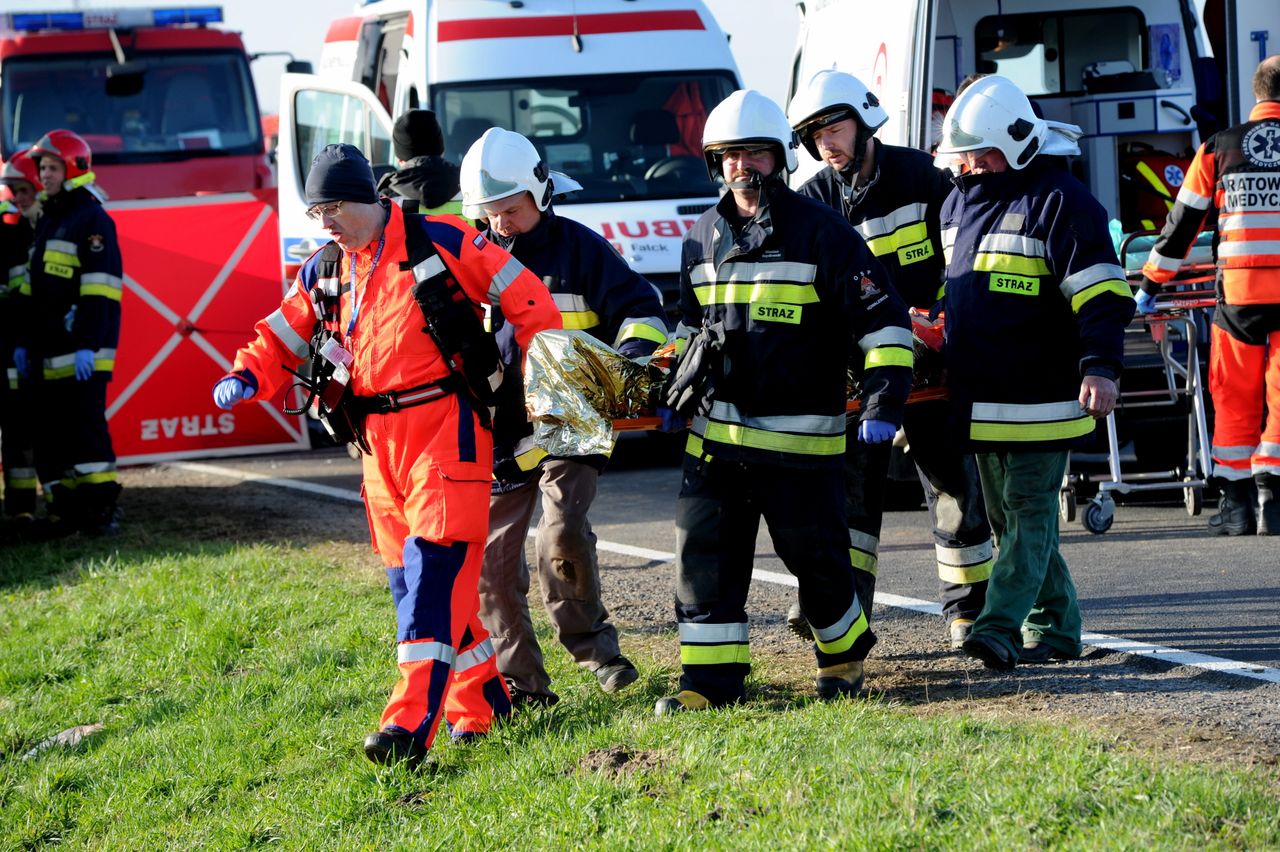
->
xmin=286 ymin=60 xmax=314 ymax=75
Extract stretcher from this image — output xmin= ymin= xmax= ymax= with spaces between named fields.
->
xmin=1062 ymin=230 xmax=1217 ymax=533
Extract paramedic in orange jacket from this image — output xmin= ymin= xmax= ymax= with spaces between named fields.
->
xmin=213 ymin=144 xmax=561 ymax=767
xmin=1140 ymin=55 xmax=1280 ymax=536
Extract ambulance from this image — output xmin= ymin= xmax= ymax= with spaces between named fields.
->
xmin=0 ymin=8 xmax=312 ymax=463
xmin=276 ymin=0 xmax=743 ymax=303
xmin=788 ymin=0 xmax=1280 ymax=232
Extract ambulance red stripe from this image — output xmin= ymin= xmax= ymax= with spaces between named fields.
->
xmin=437 ymin=10 xmax=704 ymax=41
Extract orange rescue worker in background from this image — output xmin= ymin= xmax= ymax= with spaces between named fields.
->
xmin=213 ymin=144 xmax=561 ymax=767
xmin=1140 ymin=55 xmax=1280 ymax=535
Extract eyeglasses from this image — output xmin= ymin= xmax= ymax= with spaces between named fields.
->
xmin=305 ymin=201 xmax=344 ymax=221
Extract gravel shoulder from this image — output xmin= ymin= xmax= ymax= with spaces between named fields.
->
xmin=117 ymin=462 xmax=1280 ymax=771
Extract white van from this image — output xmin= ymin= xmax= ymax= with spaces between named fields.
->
xmin=788 ymin=0 xmax=1279 ymax=230
xmin=276 ymin=0 xmax=742 ymax=302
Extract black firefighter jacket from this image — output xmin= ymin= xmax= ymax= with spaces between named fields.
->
xmin=677 ymin=180 xmax=913 ymax=469
xmin=941 ymin=161 xmax=1135 ymax=452
xmin=19 ymin=186 xmax=122 ymax=381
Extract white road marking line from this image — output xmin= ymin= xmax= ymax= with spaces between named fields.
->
xmin=169 ymin=461 xmax=1280 ymax=686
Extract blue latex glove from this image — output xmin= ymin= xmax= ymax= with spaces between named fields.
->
xmin=857 ymin=419 xmax=896 ymax=444
xmin=213 ymin=376 xmax=255 ymax=410
xmin=12 ymin=346 xmax=27 ymax=379
xmin=657 ymin=405 xmax=687 ymax=433
xmin=1135 ymin=289 xmax=1158 ymax=315
xmin=73 ymin=349 xmax=95 ymax=381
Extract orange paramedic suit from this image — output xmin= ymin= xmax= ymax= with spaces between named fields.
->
xmin=1142 ymin=101 xmax=1280 ymax=482
xmin=227 ymin=203 xmax=561 ymax=749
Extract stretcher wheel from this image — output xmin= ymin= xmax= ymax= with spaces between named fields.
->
xmin=1184 ymin=480 xmax=1202 ymax=516
xmin=1059 ymin=487 xmax=1076 ymax=523
xmin=1082 ymin=497 xmax=1115 ymax=534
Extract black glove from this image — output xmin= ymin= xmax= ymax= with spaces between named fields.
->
xmin=663 ymin=321 xmax=725 ymax=418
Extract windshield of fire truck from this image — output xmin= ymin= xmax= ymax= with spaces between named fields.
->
xmin=432 ymin=71 xmax=736 ymax=204
xmin=2 ymin=49 xmax=262 ymax=162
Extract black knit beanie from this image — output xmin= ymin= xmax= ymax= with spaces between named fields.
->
xmin=392 ymin=109 xmax=446 ymax=160
xmin=304 ymin=143 xmax=379 ymax=206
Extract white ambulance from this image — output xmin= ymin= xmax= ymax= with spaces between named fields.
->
xmin=276 ymin=0 xmax=742 ymax=303
xmin=788 ymin=0 xmax=1279 ymax=231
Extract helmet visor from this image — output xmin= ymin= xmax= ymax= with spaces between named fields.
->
xmin=471 ymin=167 xmax=523 ymax=204
xmin=937 ymin=117 xmax=988 ymax=154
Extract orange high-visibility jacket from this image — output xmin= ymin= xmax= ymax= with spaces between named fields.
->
xmin=1142 ymin=101 xmax=1280 ymax=306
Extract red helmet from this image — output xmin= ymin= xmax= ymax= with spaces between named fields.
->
xmin=31 ymin=129 xmax=93 ymax=181
xmin=0 ymin=149 xmax=43 ymax=192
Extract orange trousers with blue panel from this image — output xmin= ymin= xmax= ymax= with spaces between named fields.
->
xmin=361 ymin=393 xmax=511 ymax=747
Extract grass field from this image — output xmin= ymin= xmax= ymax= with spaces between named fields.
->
xmin=3 ymin=531 xmax=1278 ymax=850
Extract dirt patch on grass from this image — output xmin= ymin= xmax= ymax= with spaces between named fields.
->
xmin=576 ymin=744 xmax=667 ymax=778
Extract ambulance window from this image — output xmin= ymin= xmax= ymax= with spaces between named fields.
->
xmin=293 ymin=89 xmax=391 ymax=188
xmin=975 ymin=8 xmax=1145 ymax=96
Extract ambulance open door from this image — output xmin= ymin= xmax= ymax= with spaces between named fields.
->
xmin=276 ymin=73 xmax=395 ymax=282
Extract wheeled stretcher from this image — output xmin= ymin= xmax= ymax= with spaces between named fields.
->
xmin=1062 ymin=230 xmax=1217 ymax=533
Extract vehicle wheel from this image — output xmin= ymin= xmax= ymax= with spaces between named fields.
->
xmin=1082 ymin=497 xmax=1114 ymax=534
xmin=1059 ymin=487 xmax=1076 ymax=523
xmin=1184 ymin=479 xmax=1203 ymax=516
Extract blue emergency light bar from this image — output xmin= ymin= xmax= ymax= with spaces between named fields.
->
xmin=2 ymin=7 xmax=223 ymax=33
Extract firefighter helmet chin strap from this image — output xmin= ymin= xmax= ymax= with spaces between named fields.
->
xmin=723 ymin=168 xmax=766 ymax=191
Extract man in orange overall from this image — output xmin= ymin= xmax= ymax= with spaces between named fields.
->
xmin=214 ymin=144 xmax=561 ymax=767
xmin=1141 ymin=55 xmax=1280 ymax=535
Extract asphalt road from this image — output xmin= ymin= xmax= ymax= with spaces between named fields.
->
xmin=175 ymin=435 xmax=1280 ymax=673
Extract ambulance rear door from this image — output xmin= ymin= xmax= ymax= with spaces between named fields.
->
xmin=276 ymin=73 xmax=394 ymax=282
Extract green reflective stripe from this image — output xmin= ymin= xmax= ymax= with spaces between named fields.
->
xmin=973 ymin=253 xmax=1050 ymax=276
xmin=42 ymin=354 xmax=77 ymax=380
xmin=684 ymin=432 xmax=711 ymax=461
xmin=94 ymin=356 xmax=115 ymax=372
xmin=939 ymin=557 xmax=993 ymax=584
xmin=970 ymin=416 xmax=1094 ymax=442
xmin=560 ymin=310 xmax=601 ymax=330
xmin=864 ymin=221 xmax=929 ymax=257
xmin=814 ymin=605 xmax=869 ymax=656
xmin=935 ymin=282 xmax=946 ymax=301
xmin=865 ymin=346 xmax=913 ymax=370
xmin=514 ymin=444 xmax=548 ymax=472
xmin=75 ymin=469 xmax=119 ymax=486
xmin=897 ymin=240 xmax=936 ymax=266
xmin=7 ymin=368 xmax=17 ymax=390
xmin=81 ymin=272 xmax=123 ymax=301
xmin=681 ymin=643 xmax=751 ymax=666
xmin=6 ymin=467 xmax=38 ymax=489
xmin=1069 ymin=279 xmax=1131 ymax=313
xmin=850 ymin=547 xmax=877 ymax=574
xmin=693 ymin=282 xmax=820 ymax=306
xmin=699 ymin=419 xmax=845 ymax=456
xmin=18 ymin=278 xmax=31 ymax=296
xmin=615 ymin=319 xmax=668 ymax=347
xmin=859 ymin=326 xmax=913 ymax=352
xmin=422 ymin=199 xmax=463 ymax=216
xmin=63 ymin=172 xmax=96 ymax=192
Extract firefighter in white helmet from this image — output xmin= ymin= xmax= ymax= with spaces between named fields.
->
xmin=786 ymin=68 xmax=994 ymax=651
xmin=654 ymin=90 xmax=912 ymax=713
xmin=460 ymin=127 xmax=668 ymax=707
xmin=935 ymin=75 xmax=1133 ymax=669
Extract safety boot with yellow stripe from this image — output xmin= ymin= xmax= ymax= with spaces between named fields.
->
xmin=815 ymin=661 xmax=865 ymax=700
xmin=654 ymin=690 xmax=711 ymax=716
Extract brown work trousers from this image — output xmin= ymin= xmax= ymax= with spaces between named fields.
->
xmin=477 ymin=458 xmax=621 ymax=694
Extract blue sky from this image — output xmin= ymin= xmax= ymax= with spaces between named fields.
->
xmin=1 ymin=0 xmax=799 ymax=113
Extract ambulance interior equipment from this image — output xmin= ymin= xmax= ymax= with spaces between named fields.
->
xmin=0 ymin=7 xmax=275 ymax=197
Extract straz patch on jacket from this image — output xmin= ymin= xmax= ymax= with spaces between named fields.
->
xmin=989 ymin=273 xmax=1039 ymax=296
xmin=750 ymin=302 xmax=802 ymax=324
xmin=44 ymin=261 xmax=75 ymax=279
xmin=897 ymin=240 xmax=934 ymax=265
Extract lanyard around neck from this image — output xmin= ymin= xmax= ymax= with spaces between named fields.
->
xmin=346 ymin=230 xmax=386 ymax=338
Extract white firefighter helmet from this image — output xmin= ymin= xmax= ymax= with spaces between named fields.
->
xmin=702 ymin=89 xmax=798 ymax=182
xmin=935 ymin=75 xmax=1047 ymax=170
xmin=460 ymin=127 xmax=552 ymax=219
xmin=786 ymin=69 xmax=889 ymax=160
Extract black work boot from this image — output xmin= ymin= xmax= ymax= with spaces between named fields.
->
xmin=1207 ymin=478 xmax=1258 ymax=536
xmin=363 ymin=728 xmax=431 ymax=769
xmin=1256 ymin=473 xmax=1280 ymax=536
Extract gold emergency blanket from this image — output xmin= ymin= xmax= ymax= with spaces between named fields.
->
xmin=524 ymin=330 xmax=659 ymax=456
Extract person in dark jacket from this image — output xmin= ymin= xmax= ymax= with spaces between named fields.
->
xmin=0 ymin=150 xmax=41 ymax=531
xmin=14 ymin=130 xmax=123 ymax=537
xmin=654 ymin=90 xmax=912 ymax=714
xmin=935 ymin=76 xmax=1134 ymax=669
xmin=376 ymin=109 xmax=462 ymax=215
xmin=461 ymin=127 xmax=669 ymax=707
xmin=787 ymin=69 xmax=994 ymax=649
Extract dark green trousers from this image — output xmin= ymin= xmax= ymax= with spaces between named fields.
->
xmin=972 ymin=450 xmax=1082 ymax=658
